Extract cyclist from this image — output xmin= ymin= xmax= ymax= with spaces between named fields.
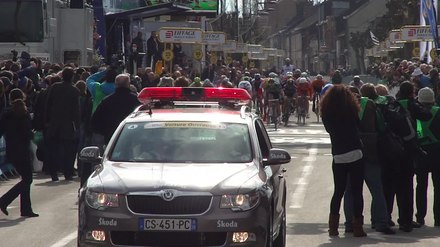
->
xmin=311 ymin=74 xmax=326 ymax=113
xmin=282 ymin=75 xmax=297 ymax=123
xmin=238 ymin=77 xmax=253 ymax=96
xmin=265 ymin=76 xmax=283 ymax=124
xmin=296 ymin=77 xmax=312 ymax=118
xmin=281 ymin=58 xmax=295 ymax=77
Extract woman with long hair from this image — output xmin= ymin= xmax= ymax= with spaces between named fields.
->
xmin=0 ymin=88 xmax=38 ymax=217
xmin=320 ymin=85 xmax=365 ymax=237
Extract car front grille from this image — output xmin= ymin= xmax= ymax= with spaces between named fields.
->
xmin=127 ymin=195 xmax=212 ymax=214
xmin=111 ymin=231 xmax=227 ymax=247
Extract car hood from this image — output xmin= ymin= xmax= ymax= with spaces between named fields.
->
xmin=93 ymin=162 xmax=262 ymax=194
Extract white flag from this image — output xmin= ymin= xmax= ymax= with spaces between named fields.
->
xmin=370 ymin=31 xmax=380 ymax=46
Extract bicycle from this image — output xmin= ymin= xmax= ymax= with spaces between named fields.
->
xmin=267 ymin=98 xmax=280 ymax=130
xmin=296 ymin=95 xmax=307 ymax=125
xmin=282 ymin=96 xmax=295 ymax=126
xmin=313 ymin=91 xmax=321 ymax=123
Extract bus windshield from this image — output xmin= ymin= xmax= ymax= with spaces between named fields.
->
xmin=0 ymin=0 xmax=44 ymax=42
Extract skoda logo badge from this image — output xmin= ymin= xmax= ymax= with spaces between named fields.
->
xmin=162 ymin=190 xmax=174 ymax=201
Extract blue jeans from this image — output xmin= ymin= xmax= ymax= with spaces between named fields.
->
xmin=344 ymin=158 xmax=389 ymax=230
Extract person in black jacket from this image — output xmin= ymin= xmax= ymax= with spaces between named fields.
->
xmin=91 ymin=74 xmax=141 ymax=144
xmin=393 ymin=81 xmax=432 ymax=231
xmin=44 ymin=67 xmax=81 ymax=181
xmin=0 ymin=88 xmax=38 ymax=217
xmin=321 ymin=85 xmax=366 ymax=237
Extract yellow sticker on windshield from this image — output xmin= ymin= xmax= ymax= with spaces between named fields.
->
xmin=144 ymin=122 xmax=227 ymax=129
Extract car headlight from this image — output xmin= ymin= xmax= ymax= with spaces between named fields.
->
xmin=85 ymin=190 xmax=119 ymax=210
xmin=220 ymin=192 xmax=260 ymax=211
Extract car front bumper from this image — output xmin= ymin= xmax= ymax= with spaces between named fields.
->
xmin=78 ymin=197 xmax=270 ymax=247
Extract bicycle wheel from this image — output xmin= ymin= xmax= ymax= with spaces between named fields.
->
xmin=315 ymin=99 xmax=320 ymax=123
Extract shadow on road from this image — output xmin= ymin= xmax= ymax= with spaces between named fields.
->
xmin=287 ymin=222 xmax=440 ymax=246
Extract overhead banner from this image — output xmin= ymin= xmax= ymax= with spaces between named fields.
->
xmin=222 ymin=40 xmax=237 ymax=52
xmin=248 ymin=52 xmax=268 ymax=60
xmin=202 ymin=32 xmax=226 ymax=45
xmin=235 ymin=43 xmax=249 ymax=53
xmin=158 ymin=28 xmax=203 ymax=43
xmin=401 ymin=25 xmax=440 ymax=41
xmin=264 ymin=48 xmax=278 ymax=56
xmin=248 ymin=44 xmax=263 ymax=53
xmin=207 ymin=44 xmax=223 ymax=51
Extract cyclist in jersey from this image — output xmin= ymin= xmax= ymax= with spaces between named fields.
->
xmin=265 ymin=77 xmax=283 ymax=123
xmin=311 ymin=74 xmax=326 ymax=112
xmin=282 ymin=76 xmax=297 ymax=120
xmin=296 ymin=77 xmax=312 ymax=117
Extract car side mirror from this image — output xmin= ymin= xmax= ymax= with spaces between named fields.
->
xmin=263 ymin=148 xmax=291 ymax=166
xmin=79 ymin=146 xmax=102 ymax=164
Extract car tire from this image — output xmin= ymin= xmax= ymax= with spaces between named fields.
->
xmin=273 ymin=210 xmax=286 ymax=247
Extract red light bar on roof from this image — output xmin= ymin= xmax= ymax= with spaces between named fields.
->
xmin=137 ymin=87 xmax=251 ymax=104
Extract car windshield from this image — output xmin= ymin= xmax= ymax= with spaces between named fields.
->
xmin=109 ymin=121 xmax=252 ymax=163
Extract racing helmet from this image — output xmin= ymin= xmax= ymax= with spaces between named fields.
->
xmin=298 ymin=77 xmax=308 ymax=84
xmin=269 ymin=72 xmax=278 ymax=78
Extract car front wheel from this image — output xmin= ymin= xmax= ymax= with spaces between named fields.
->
xmin=273 ymin=210 xmax=286 ymax=247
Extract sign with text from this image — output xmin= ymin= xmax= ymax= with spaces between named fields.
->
xmin=207 ymin=44 xmax=223 ymax=51
xmin=401 ymin=25 xmax=440 ymax=41
xmin=235 ymin=43 xmax=248 ymax=53
xmin=222 ymin=40 xmax=237 ymax=52
xmin=247 ymin=44 xmax=263 ymax=53
xmin=158 ymin=28 xmax=203 ymax=43
xmin=202 ymin=32 xmax=225 ymax=45
xmin=389 ymin=30 xmax=404 ymax=43
xmin=264 ymin=48 xmax=278 ymax=56
xmin=248 ymin=52 xmax=268 ymax=60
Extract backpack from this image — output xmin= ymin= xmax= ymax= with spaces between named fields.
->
xmin=375 ymin=95 xmax=416 ymax=141
xmin=375 ymin=96 xmax=416 ymax=164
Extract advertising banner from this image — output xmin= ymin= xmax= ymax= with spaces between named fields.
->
xmin=401 ymin=25 xmax=440 ymax=41
xmin=235 ymin=43 xmax=249 ymax=53
xmin=158 ymin=28 xmax=203 ymax=43
xmin=247 ymin=44 xmax=263 ymax=53
xmin=207 ymin=44 xmax=223 ymax=51
xmin=202 ymin=32 xmax=226 ymax=45
xmin=248 ymin=52 xmax=268 ymax=60
xmin=264 ymin=48 xmax=278 ymax=56
xmin=222 ymin=40 xmax=237 ymax=52
xmin=389 ymin=30 xmax=405 ymax=43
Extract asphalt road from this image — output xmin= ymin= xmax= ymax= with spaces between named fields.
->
xmin=0 ymin=118 xmax=439 ymax=246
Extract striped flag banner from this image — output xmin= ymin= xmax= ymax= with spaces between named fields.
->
xmin=370 ymin=31 xmax=380 ymax=46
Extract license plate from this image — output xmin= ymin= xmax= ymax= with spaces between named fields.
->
xmin=139 ymin=218 xmax=197 ymax=231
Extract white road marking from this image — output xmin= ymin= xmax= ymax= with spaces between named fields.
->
xmin=289 ymin=148 xmax=317 ymax=209
xmin=49 ymin=231 xmax=77 ymax=247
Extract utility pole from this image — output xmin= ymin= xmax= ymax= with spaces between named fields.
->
xmin=235 ymin=0 xmax=240 ymax=41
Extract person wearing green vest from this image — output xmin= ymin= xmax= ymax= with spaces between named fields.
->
xmin=391 ymin=82 xmax=432 ymax=231
xmin=344 ymin=85 xmax=395 ymax=235
xmin=415 ymin=87 xmax=440 ymax=227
